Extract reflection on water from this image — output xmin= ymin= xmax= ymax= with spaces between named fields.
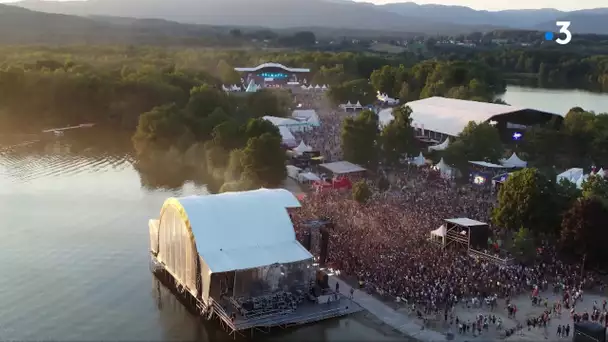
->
xmin=0 ymin=128 xmax=406 ymax=341
xmin=497 ymin=85 xmax=608 ymax=115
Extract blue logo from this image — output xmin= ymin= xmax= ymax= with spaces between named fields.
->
xmin=512 ymin=132 xmax=522 ymax=140
xmin=544 ymin=32 xmax=554 ymax=41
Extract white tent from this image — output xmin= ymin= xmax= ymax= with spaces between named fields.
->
xmin=293 ymin=141 xmax=313 ymax=155
xmin=411 ymin=152 xmax=426 ymax=166
xmin=292 ymin=109 xmax=320 ymax=128
xmin=298 ymin=172 xmax=321 ymax=184
xmin=231 ymin=84 xmax=241 ymax=91
xmin=308 ymin=85 xmax=314 ymax=90
xmin=434 ymin=158 xmax=454 ymax=178
xmin=315 ymin=85 xmax=321 ymax=89
xmin=321 ymin=85 xmax=328 ymax=90
xmin=597 ymin=168 xmax=606 ymax=177
xmin=222 ymin=85 xmax=230 ymax=92
xmin=428 ymin=138 xmax=450 ymax=152
xmin=279 ymin=126 xmax=296 ymax=146
xmin=557 ymin=168 xmax=584 ymax=184
xmin=575 ymin=174 xmax=589 ymax=189
xmin=301 ymin=84 xmax=308 ymax=90
xmin=430 ymin=225 xmax=447 ymax=245
xmin=500 ymin=153 xmax=527 ymax=168
xmin=355 ymin=101 xmax=363 ymax=109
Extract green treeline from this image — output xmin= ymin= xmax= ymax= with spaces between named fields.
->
xmin=432 ymin=47 xmax=608 ymax=91
xmin=0 ymin=46 xmax=403 ymax=128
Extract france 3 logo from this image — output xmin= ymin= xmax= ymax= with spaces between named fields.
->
xmin=544 ymin=21 xmax=572 ymax=45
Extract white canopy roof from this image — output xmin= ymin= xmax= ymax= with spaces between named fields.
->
xmin=298 ymin=172 xmax=321 ymax=182
xmin=380 ymin=97 xmax=561 ymax=137
xmin=174 ymin=189 xmax=312 ymax=273
xmin=411 ymin=152 xmax=426 ymax=166
xmin=315 ymin=85 xmax=321 ymax=89
xmin=575 ymin=174 xmax=589 ymax=189
xmin=428 ymin=138 xmax=450 ymax=152
xmin=263 ymin=116 xmax=302 ymax=127
xmin=445 ymin=218 xmax=487 ymax=227
xmin=293 ymin=140 xmax=313 ymax=154
xmin=500 ymin=153 xmax=527 ymax=168
xmin=301 ymin=84 xmax=308 ymax=89
xmin=292 ymin=109 xmax=320 ymax=127
xmin=320 ymin=161 xmax=366 ymax=174
xmin=557 ymin=168 xmax=584 ymax=183
xmin=431 ymin=225 xmax=447 ymax=238
xmin=597 ymin=168 xmax=606 ymax=177
xmin=469 ymin=161 xmax=510 ymax=168
xmin=321 ymin=85 xmax=328 ymax=89
xmin=279 ymin=126 xmax=296 ymax=145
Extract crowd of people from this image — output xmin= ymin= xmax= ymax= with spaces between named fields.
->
xmin=288 ymin=93 xmax=601 ymax=319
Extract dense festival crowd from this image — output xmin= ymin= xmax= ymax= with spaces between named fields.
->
xmin=288 ymin=93 xmax=600 ymax=315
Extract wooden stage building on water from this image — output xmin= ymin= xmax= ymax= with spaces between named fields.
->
xmin=148 ymin=188 xmax=361 ymax=337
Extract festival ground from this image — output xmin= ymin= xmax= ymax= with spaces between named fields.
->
xmin=328 ymin=275 xmax=608 ymax=341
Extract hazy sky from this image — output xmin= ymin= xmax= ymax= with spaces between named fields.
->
xmin=0 ymin=0 xmax=604 ymax=11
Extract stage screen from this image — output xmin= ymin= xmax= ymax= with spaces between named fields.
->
xmin=470 ymin=171 xmax=492 ymax=186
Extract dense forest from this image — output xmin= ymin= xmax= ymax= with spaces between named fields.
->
xmin=430 ymin=46 xmax=608 ymax=91
xmin=0 ymin=46 xmax=510 ymax=190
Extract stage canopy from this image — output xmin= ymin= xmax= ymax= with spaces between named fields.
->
xmin=500 ymin=153 xmax=527 ymax=168
xmin=166 ymin=189 xmax=312 ymax=274
xmin=445 ymin=218 xmax=487 ymax=227
xmin=319 ymin=161 xmax=366 ymax=175
xmin=469 ymin=161 xmax=512 ymax=169
xmin=279 ymin=126 xmax=297 ymax=146
xmin=428 ymin=138 xmax=450 ymax=152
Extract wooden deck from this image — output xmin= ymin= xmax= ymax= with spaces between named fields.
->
xmin=230 ymin=296 xmax=362 ymax=331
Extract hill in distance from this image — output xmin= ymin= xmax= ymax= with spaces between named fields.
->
xmin=14 ymin=0 xmax=501 ymax=35
xmin=378 ymin=2 xmax=608 ymax=34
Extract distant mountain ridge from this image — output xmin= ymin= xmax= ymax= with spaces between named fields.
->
xmin=379 ymin=2 xmax=608 ymax=34
xmin=12 ymin=0 xmax=500 ymax=34
xmin=10 ymin=0 xmax=608 ymax=35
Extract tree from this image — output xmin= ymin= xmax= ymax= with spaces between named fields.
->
xmin=352 ymin=181 xmax=372 ymax=204
xmin=327 ymin=79 xmax=375 ymax=105
xmin=512 ymin=227 xmax=536 ymax=263
xmin=581 ymin=175 xmax=608 ymax=202
xmin=212 ymin=120 xmax=243 ymax=150
xmin=241 ymin=133 xmax=286 ymax=187
xmin=216 ymin=60 xmax=241 ymax=85
xmin=341 ymin=110 xmax=380 ymax=168
xmin=443 ymin=121 xmax=503 ymax=171
xmin=245 ymin=117 xmax=281 ymax=140
xmin=246 ymin=89 xmax=291 ymax=118
xmin=224 ymin=149 xmax=246 ymax=182
xmin=492 ymin=168 xmax=560 ymax=235
xmin=132 ymin=103 xmax=192 ymax=154
xmin=560 ymin=197 xmax=608 ymax=269
xmin=381 ymin=105 xmax=416 ymax=166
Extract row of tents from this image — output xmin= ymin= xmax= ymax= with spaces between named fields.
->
xmin=300 ymin=84 xmax=328 ymax=91
xmin=557 ymin=167 xmax=606 ymax=188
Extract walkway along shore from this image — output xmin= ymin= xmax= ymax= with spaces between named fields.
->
xmin=329 ymin=275 xmax=448 ymax=341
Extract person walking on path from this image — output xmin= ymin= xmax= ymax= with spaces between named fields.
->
xmin=350 ymin=287 xmax=354 ymax=299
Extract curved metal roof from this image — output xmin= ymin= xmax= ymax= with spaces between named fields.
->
xmin=234 ymin=62 xmax=310 ymax=73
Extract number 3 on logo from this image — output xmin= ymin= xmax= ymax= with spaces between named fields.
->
xmin=556 ymin=21 xmax=572 ymax=45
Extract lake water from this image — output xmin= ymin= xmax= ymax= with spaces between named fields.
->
xmin=0 ymin=131 xmax=404 ymax=341
xmin=497 ymin=85 xmax=608 ymax=115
